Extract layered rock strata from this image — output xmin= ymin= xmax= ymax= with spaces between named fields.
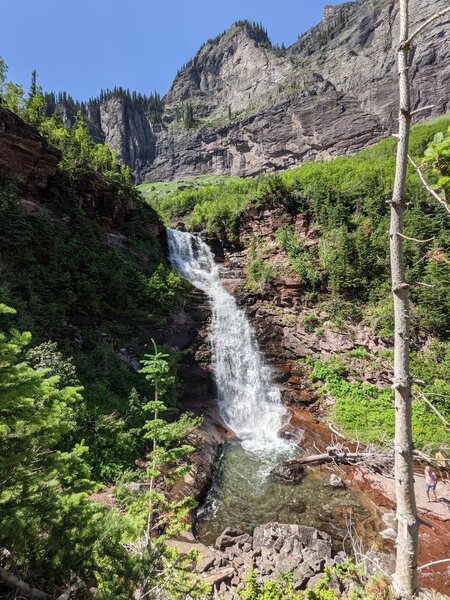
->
xmin=56 ymin=0 xmax=450 ymax=181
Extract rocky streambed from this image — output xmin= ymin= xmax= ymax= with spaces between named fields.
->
xmin=170 ymin=522 xmax=396 ymax=598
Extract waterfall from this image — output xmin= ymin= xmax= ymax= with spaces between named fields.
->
xmin=167 ymin=228 xmax=291 ymax=457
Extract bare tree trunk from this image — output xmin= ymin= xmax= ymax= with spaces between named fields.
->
xmin=390 ymin=1 xmax=418 ymax=597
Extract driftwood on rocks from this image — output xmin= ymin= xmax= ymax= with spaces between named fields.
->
xmin=270 ymin=441 xmax=444 ymax=486
xmin=271 ymin=445 xmax=393 ymax=480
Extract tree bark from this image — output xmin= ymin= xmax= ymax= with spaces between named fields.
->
xmin=390 ymin=1 xmax=419 ymax=597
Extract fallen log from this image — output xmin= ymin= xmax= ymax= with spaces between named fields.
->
xmin=0 ymin=566 xmax=47 ymax=599
xmin=272 ymin=446 xmax=437 ymax=475
xmin=292 ymin=450 xmax=388 ymax=467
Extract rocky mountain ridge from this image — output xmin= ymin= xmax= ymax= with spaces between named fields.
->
xmin=53 ymin=0 xmax=450 ymax=183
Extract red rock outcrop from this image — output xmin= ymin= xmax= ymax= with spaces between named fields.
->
xmin=0 ymin=107 xmax=60 ymax=191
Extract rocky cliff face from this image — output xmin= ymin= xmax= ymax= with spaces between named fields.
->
xmin=205 ymin=200 xmax=391 ymax=404
xmin=0 ymin=108 xmax=60 ymax=191
xmin=0 ymin=107 xmax=162 ymax=237
xmin=70 ymin=0 xmax=449 ymax=182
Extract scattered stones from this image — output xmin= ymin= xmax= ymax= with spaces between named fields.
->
xmin=179 ymin=522 xmax=401 ymax=597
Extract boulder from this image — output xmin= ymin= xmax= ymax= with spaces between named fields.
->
xmin=215 ymin=528 xmax=252 ymax=551
xmin=325 ymin=474 xmax=345 ymax=489
xmin=270 ymin=459 xmax=305 ymax=484
xmin=201 ymin=567 xmax=235 ymax=586
xmin=196 ymin=555 xmax=216 ymax=573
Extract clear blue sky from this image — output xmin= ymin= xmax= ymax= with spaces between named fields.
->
xmin=2 ymin=0 xmax=346 ymax=101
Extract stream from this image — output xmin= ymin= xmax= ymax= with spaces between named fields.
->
xmin=167 ymin=229 xmax=389 ymax=553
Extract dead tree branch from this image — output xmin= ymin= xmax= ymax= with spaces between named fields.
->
xmin=396 ymin=232 xmax=434 ymax=244
xmin=416 ymin=393 xmax=450 ymax=430
xmin=328 ymin=422 xmax=346 ymax=439
xmin=407 ymin=155 xmax=450 ymax=216
xmin=418 ymin=558 xmax=450 ymax=571
xmin=286 ymin=445 xmax=392 ymax=470
xmin=410 ymin=105 xmax=434 ymax=117
xmin=56 ymin=574 xmax=85 ymax=600
xmin=401 ymin=7 xmax=450 ymax=49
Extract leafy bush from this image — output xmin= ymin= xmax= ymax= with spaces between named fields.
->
xmin=307 ymin=356 xmax=450 ymax=449
xmin=245 ymin=237 xmax=277 ymax=292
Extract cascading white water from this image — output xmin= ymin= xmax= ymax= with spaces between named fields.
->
xmin=167 ymin=228 xmax=291 ymax=456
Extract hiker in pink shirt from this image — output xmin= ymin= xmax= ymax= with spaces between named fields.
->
xmin=424 ymin=465 xmax=438 ymax=502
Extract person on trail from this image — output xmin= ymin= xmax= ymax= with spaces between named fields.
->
xmin=435 ymin=449 xmax=450 ymax=483
xmin=424 ymin=465 xmax=438 ymax=501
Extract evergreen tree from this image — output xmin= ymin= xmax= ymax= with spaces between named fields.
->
xmin=183 ymin=102 xmax=194 ymax=129
xmin=0 ymin=55 xmax=7 ymax=99
xmin=25 ymin=70 xmax=45 ymax=126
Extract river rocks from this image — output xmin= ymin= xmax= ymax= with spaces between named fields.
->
xmin=325 ymin=474 xmax=346 ymax=489
xmin=270 ymin=459 xmax=305 ymax=484
xmin=184 ymin=522 xmax=400 ymax=597
xmin=281 ymin=499 xmax=307 ymax=514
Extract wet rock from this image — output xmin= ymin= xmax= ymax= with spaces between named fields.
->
xmin=279 ymin=423 xmax=305 ymax=443
xmin=270 ymin=459 xmax=305 ymax=484
xmin=379 ymin=511 xmax=397 ymax=541
xmin=325 ymin=474 xmax=345 ymax=489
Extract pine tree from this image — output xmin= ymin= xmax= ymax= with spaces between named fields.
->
xmin=183 ymin=102 xmax=194 ymax=129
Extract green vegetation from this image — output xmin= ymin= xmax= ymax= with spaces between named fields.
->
xmin=149 ymin=115 xmax=450 ymax=452
xmin=0 ymin=60 xmax=192 ymax=479
xmin=147 ymin=118 xmax=450 ymax=336
xmin=305 ymin=346 xmax=450 ymax=451
xmin=44 ymin=86 xmax=165 ymax=125
xmin=246 ymin=236 xmax=277 ymax=292
xmin=0 ymin=306 xmax=206 ymax=598
xmin=141 ymin=175 xmax=258 ymax=238
xmin=240 ymin=561 xmax=392 ymax=599
xmin=0 ymin=60 xmax=208 ymax=596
